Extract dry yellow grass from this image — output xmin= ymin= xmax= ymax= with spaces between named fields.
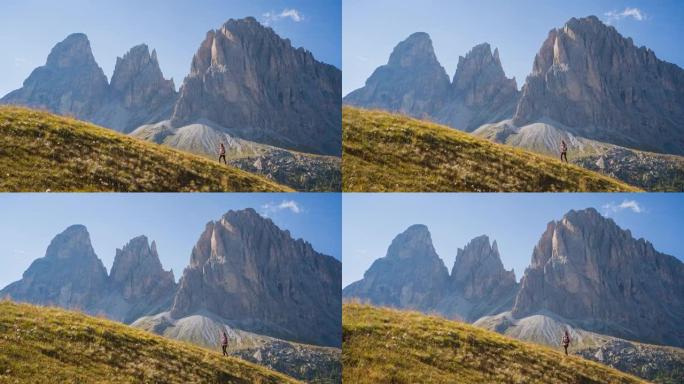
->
xmin=0 ymin=300 xmax=299 ymax=384
xmin=342 ymin=303 xmax=646 ymax=384
xmin=0 ymin=106 xmax=292 ymax=192
xmin=342 ymin=107 xmax=641 ymax=192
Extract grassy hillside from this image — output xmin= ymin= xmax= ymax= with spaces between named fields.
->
xmin=0 ymin=300 xmax=299 ymax=384
xmin=342 ymin=107 xmax=640 ymax=192
xmin=0 ymin=106 xmax=291 ymax=191
xmin=342 ymin=303 xmax=645 ymax=384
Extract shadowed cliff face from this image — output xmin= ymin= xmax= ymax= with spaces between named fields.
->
xmin=344 ymin=35 xmax=519 ymax=131
xmin=171 ymin=17 xmax=342 ymax=156
xmin=513 ymin=207 xmax=684 ymax=347
xmin=514 ymin=16 xmax=684 ymax=155
xmin=343 ymin=226 xmax=518 ymax=321
xmin=170 ymin=208 xmax=342 ymax=347
xmin=0 ymin=225 xmax=108 ymax=311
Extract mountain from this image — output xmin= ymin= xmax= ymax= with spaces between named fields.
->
xmin=436 ymin=43 xmax=519 ymax=130
xmin=344 ymin=35 xmax=518 ymax=131
xmin=0 ymin=106 xmax=290 ymax=192
xmin=0 ymin=226 xmax=178 ymax=324
xmin=0 ymin=35 xmax=177 ymax=133
xmin=0 ymin=225 xmax=108 ymax=312
xmin=1 ymin=34 xmax=109 ymax=122
xmin=342 ymin=107 xmax=639 ymax=192
xmin=343 ymin=225 xmax=450 ymax=312
xmin=105 ymin=236 xmax=177 ymax=323
xmin=446 ymin=235 xmax=518 ymax=321
xmin=0 ymin=301 xmax=297 ymax=383
xmin=169 ymin=208 xmax=342 ymax=348
xmin=107 ymin=44 xmax=178 ymax=132
xmin=343 ymin=32 xmax=451 ymax=120
xmin=170 ymin=17 xmax=341 ymax=156
xmin=512 ymin=208 xmax=684 ymax=348
xmin=343 ymin=226 xmax=518 ymax=322
xmin=342 ymin=303 xmax=644 ymax=384
xmin=513 ymin=16 xmax=684 ymax=155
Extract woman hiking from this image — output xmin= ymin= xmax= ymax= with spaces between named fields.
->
xmin=218 ymin=143 xmax=227 ymax=164
xmin=560 ymin=140 xmax=568 ymax=163
xmin=562 ymin=330 xmax=571 ymax=355
xmin=221 ymin=331 xmax=229 ymax=356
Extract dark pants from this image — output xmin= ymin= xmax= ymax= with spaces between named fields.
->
xmin=560 ymin=152 xmax=568 ymax=163
xmin=222 ymin=345 xmax=228 ymax=356
xmin=563 ymin=345 xmax=568 ymax=355
xmin=219 ymin=154 xmax=226 ymax=164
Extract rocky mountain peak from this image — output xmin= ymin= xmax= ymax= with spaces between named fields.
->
xmin=450 ymin=235 xmax=517 ymax=302
xmin=514 ymin=208 xmax=684 ymax=347
xmin=45 ymin=33 xmax=99 ymax=69
xmin=45 ymin=224 xmax=98 ymax=260
xmin=172 ymin=17 xmax=341 ymax=156
xmin=388 ymin=32 xmax=442 ymax=68
xmin=109 ymin=235 xmax=176 ymax=309
xmin=514 ymin=16 xmax=684 ymax=155
xmin=171 ymin=208 xmax=341 ymax=347
xmin=386 ymin=224 xmax=438 ymax=260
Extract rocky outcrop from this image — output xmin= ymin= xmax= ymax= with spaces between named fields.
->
xmin=448 ymin=235 xmax=518 ymax=320
xmin=437 ymin=43 xmax=519 ymax=130
xmin=171 ymin=17 xmax=341 ymax=156
xmin=512 ymin=208 xmax=684 ymax=347
xmin=343 ymin=33 xmax=451 ymax=120
xmin=170 ymin=208 xmax=341 ymax=347
xmin=576 ymin=339 xmax=684 ymax=383
xmin=342 ymin=225 xmax=450 ymax=312
xmin=343 ymin=228 xmax=517 ymax=321
xmin=1 ymin=34 xmax=109 ymax=122
xmin=107 ymin=235 xmax=176 ymax=322
xmin=344 ymin=36 xmax=519 ymax=131
xmin=0 ymin=35 xmax=177 ymax=133
xmin=0 ymin=225 xmax=108 ymax=312
xmin=108 ymin=45 xmax=177 ymax=132
xmin=513 ymin=16 xmax=684 ymax=155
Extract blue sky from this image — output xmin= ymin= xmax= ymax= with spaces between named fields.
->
xmin=0 ymin=193 xmax=341 ymax=288
xmin=343 ymin=193 xmax=684 ymax=287
xmin=0 ymin=0 xmax=341 ymax=96
xmin=343 ymin=0 xmax=684 ymax=95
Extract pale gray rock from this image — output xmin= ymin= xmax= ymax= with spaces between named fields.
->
xmin=171 ymin=17 xmax=341 ymax=156
xmin=513 ymin=16 xmax=684 ymax=155
xmin=512 ymin=208 xmax=684 ymax=347
xmin=170 ymin=208 xmax=341 ymax=347
xmin=0 ymin=225 xmax=109 ymax=312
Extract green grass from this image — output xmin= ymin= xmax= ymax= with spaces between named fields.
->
xmin=343 ymin=303 xmax=646 ymax=384
xmin=342 ymin=107 xmax=641 ymax=192
xmin=0 ymin=300 xmax=299 ymax=384
xmin=0 ymin=106 xmax=292 ymax=191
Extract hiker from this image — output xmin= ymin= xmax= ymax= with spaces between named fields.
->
xmin=562 ymin=330 xmax=571 ymax=356
xmin=560 ymin=140 xmax=568 ymax=163
xmin=218 ymin=143 xmax=227 ymax=164
xmin=221 ymin=331 xmax=228 ymax=356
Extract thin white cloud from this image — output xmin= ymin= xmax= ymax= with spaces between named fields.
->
xmin=262 ymin=8 xmax=304 ymax=25
xmin=602 ymin=200 xmax=644 ymax=215
xmin=260 ymin=200 xmax=303 ymax=216
xmin=604 ymin=7 xmax=646 ymax=24
xmin=13 ymin=57 xmax=32 ymax=68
